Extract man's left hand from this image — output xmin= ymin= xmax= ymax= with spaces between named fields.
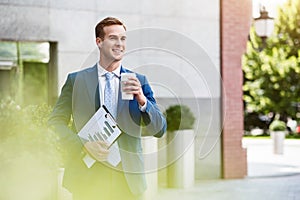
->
xmin=122 ymin=77 xmax=146 ymax=106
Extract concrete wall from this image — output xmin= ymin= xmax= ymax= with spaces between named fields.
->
xmin=0 ymin=0 xmax=221 ymax=179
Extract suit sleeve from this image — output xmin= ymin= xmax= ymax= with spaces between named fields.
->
xmin=140 ymin=76 xmax=167 ymax=138
xmin=48 ymin=73 xmax=83 ymax=160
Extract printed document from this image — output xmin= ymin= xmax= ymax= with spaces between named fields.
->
xmin=78 ymin=105 xmax=122 ymax=168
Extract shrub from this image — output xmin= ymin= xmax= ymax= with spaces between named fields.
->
xmin=164 ymin=104 xmax=195 ymax=132
xmin=269 ymin=120 xmax=287 ymax=131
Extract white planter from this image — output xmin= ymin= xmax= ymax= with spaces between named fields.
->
xmin=271 ymin=131 xmax=285 ymax=154
xmin=167 ymin=129 xmax=195 ymax=188
xmin=142 ymin=137 xmax=158 ymax=200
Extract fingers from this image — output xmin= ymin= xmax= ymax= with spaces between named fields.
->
xmin=122 ymin=77 xmax=142 ymax=94
xmin=84 ymin=141 xmax=110 ymax=162
xmin=122 ymin=77 xmax=146 ymax=105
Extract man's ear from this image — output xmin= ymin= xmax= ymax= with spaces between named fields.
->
xmin=96 ymin=37 xmax=103 ymax=48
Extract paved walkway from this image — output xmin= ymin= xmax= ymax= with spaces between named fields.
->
xmin=245 ymin=138 xmax=300 ymax=177
xmin=59 ymin=138 xmax=300 ymax=200
xmin=156 ymin=174 xmax=300 ymax=200
xmin=156 ymin=138 xmax=300 ymax=200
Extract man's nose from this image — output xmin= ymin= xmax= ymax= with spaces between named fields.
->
xmin=115 ymin=38 xmax=124 ymax=45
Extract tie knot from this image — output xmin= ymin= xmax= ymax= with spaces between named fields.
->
xmin=105 ymin=72 xmax=114 ymax=81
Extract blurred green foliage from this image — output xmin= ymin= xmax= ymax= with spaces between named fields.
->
xmin=0 ymin=97 xmax=62 ymax=199
xmin=243 ymin=0 xmax=300 ymax=121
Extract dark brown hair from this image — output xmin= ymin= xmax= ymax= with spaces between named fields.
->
xmin=95 ymin=17 xmax=126 ymax=39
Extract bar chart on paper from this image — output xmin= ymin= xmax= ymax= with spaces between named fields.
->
xmin=79 ymin=105 xmax=122 ymax=147
xmin=78 ymin=105 xmax=122 ymax=167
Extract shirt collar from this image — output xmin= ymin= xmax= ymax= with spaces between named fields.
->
xmin=97 ymin=62 xmax=121 ymax=78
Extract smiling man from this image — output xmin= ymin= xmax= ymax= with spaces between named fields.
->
xmin=48 ymin=17 xmax=166 ymax=200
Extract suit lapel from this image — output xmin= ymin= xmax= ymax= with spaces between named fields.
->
xmin=116 ymin=82 xmax=126 ymax=120
xmin=116 ymin=66 xmax=128 ymax=120
xmin=83 ymin=64 xmax=100 ymax=111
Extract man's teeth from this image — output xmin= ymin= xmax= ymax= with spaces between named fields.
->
xmin=113 ymin=49 xmax=122 ymax=53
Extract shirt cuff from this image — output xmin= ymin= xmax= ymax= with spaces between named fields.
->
xmin=83 ymin=154 xmax=96 ymax=168
xmin=139 ymin=101 xmax=147 ymax=112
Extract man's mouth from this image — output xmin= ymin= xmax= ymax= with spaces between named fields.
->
xmin=112 ymin=49 xmax=123 ymax=54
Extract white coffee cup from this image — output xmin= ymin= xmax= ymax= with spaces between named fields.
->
xmin=121 ymin=73 xmax=136 ymax=100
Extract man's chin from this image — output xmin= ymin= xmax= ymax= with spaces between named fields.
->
xmin=113 ymin=56 xmax=123 ymax=61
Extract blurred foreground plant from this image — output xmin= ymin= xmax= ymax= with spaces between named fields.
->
xmin=0 ymin=97 xmax=62 ymax=200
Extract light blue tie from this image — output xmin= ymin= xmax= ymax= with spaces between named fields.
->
xmin=104 ymin=72 xmax=121 ymax=165
xmin=104 ymin=72 xmax=117 ymax=118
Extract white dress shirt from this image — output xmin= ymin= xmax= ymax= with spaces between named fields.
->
xmin=97 ymin=63 xmax=120 ymax=108
xmin=97 ymin=62 xmax=147 ymax=111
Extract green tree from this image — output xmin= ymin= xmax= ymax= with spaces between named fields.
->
xmin=273 ymin=0 xmax=300 ymax=58
xmin=243 ymin=0 xmax=300 ymax=121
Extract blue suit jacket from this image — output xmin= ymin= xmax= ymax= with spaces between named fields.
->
xmin=48 ymin=64 xmax=166 ymax=195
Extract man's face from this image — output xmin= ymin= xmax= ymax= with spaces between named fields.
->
xmin=98 ymin=25 xmax=126 ymax=63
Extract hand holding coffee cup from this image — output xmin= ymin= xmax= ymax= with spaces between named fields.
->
xmin=121 ymin=73 xmax=138 ymax=100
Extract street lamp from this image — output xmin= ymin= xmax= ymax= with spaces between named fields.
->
xmin=254 ymin=6 xmax=274 ymax=45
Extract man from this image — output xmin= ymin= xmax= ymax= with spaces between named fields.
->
xmin=48 ymin=17 xmax=166 ymax=200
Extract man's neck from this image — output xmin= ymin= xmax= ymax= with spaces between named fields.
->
xmin=99 ymin=59 xmax=121 ymax=72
